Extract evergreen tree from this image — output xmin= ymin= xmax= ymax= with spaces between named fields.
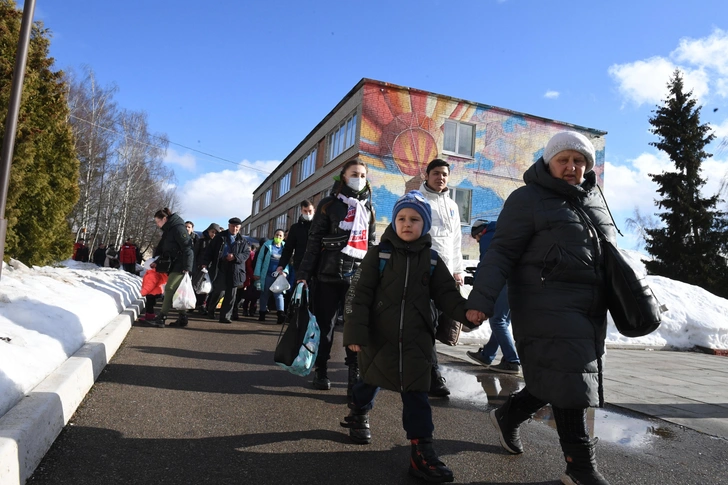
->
xmin=1 ymin=0 xmax=80 ymax=265
xmin=644 ymin=69 xmax=728 ymax=298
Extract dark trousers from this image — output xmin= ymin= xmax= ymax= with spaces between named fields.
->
xmin=144 ymin=294 xmax=159 ymax=314
xmin=122 ymin=263 xmax=136 ymax=274
xmin=195 ymin=292 xmax=207 ymax=310
xmin=241 ymin=286 xmax=260 ymax=314
xmin=313 ymin=281 xmax=357 ymax=368
xmin=511 ymin=387 xmax=590 ymax=443
xmin=206 ymin=268 xmax=238 ymax=322
xmin=352 ymin=382 xmax=434 ymax=439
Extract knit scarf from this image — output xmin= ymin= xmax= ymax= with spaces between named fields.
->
xmin=337 ymin=193 xmax=369 ymax=259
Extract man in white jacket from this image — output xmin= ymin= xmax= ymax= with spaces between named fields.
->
xmin=419 ymin=158 xmax=465 ymax=397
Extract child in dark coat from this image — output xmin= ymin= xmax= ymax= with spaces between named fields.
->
xmin=342 ymin=191 xmax=468 ymax=483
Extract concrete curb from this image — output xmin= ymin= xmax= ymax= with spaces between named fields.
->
xmin=0 ymin=298 xmax=144 ymax=485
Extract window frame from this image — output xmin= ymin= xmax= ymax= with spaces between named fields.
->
xmin=443 ymin=120 xmax=475 ymax=158
xmin=299 ymin=147 xmax=317 ymax=182
xmin=253 ymin=198 xmax=260 ymax=215
xmin=263 ymin=188 xmax=272 ymax=208
xmin=450 ymin=187 xmax=472 ymax=224
xmin=328 ymin=112 xmax=358 ymax=162
xmin=278 ymin=171 xmax=292 ymax=198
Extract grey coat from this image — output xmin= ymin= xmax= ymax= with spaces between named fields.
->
xmin=466 ymin=158 xmax=616 ymax=408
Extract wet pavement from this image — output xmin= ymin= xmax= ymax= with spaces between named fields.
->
xmin=27 ymin=314 xmax=728 ymax=484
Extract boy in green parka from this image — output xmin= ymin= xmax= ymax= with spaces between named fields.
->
xmin=341 ymin=190 xmax=468 ymax=483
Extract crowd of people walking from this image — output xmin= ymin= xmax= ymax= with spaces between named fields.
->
xmin=84 ymin=131 xmax=613 ymax=485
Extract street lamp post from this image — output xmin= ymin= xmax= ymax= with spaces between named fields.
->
xmin=0 ymin=0 xmax=37 ymax=280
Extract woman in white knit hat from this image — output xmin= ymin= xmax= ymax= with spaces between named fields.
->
xmin=466 ymin=131 xmax=614 ymax=485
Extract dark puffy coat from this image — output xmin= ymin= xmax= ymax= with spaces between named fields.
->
xmin=344 ymin=225 xmax=468 ymax=393
xmin=202 ymin=230 xmax=251 ymax=288
xmin=279 ymin=215 xmax=312 ymax=270
xmin=92 ymin=247 xmax=107 ymax=266
xmin=297 ymin=180 xmax=375 ymax=284
xmin=467 ymin=158 xmax=615 ymax=409
xmin=158 ymin=213 xmax=194 ymax=273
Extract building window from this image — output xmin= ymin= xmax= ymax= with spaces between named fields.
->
xmin=260 ymin=221 xmax=269 ymax=238
xmin=263 ymin=188 xmax=272 ymax=208
xmin=276 ymin=213 xmax=288 ymax=231
xmin=443 ymin=120 xmax=474 ymax=157
xmin=328 ymin=112 xmax=358 ymax=162
xmin=299 ymin=148 xmax=317 ymax=182
xmin=251 ymin=226 xmax=258 ymax=238
xmin=278 ymin=172 xmax=291 ymax=198
xmin=253 ymin=198 xmax=260 ymax=215
xmin=450 ymin=188 xmax=472 ymax=224
xmin=293 ymin=203 xmax=302 ymax=222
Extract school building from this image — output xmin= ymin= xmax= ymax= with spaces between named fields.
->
xmin=242 ymin=78 xmax=607 ymax=261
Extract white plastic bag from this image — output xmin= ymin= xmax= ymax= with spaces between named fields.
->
xmin=173 ymin=273 xmax=196 ymax=310
xmin=195 ymin=270 xmax=212 ymax=294
xmin=270 ymin=273 xmax=291 ymax=294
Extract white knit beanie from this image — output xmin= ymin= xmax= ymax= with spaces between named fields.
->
xmin=543 ymin=131 xmax=596 ymax=173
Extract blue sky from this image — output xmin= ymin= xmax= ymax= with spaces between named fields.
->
xmin=28 ymin=0 xmax=728 ymax=249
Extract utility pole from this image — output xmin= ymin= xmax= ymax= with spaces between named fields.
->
xmin=0 ymin=0 xmax=36 ymax=280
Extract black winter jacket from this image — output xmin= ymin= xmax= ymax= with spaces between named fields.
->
xmin=201 ymin=230 xmax=251 ymax=288
xmin=158 ymin=213 xmax=194 ymax=273
xmin=297 ymin=180 xmax=375 ymax=284
xmin=466 ymin=158 xmax=615 ymax=409
xmin=344 ymin=226 xmax=468 ymax=393
xmin=279 ymin=215 xmax=312 ymax=270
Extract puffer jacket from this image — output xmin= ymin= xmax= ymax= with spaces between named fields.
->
xmin=419 ymin=182 xmax=465 ymax=276
xmin=467 ymin=158 xmax=615 ymax=409
xmin=344 ymin=225 xmax=468 ymax=393
xmin=253 ymin=239 xmax=290 ymax=280
xmin=157 ymin=213 xmax=194 ymax=273
xmin=297 ymin=179 xmax=376 ymax=285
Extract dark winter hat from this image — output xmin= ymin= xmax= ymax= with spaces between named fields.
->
xmin=391 ymin=190 xmax=432 ymax=236
xmin=228 ymin=217 xmax=242 ymax=225
xmin=205 ymin=223 xmax=222 ymax=233
xmin=471 ymin=219 xmax=488 ymax=239
xmin=543 ymin=131 xmax=596 ymax=173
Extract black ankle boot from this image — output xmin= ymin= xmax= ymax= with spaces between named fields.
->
xmin=276 ymin=310 xmax=286 ymax=324
xmin=140 ymin=313 xmax=166 ymax=328
xmin=258 ymin=311 xmax=267 ymax=322
xmin=489 ymin=393 xmax=534 ymax=454
xmin=561 ymin=438 xmax=610 ymax=485
xmin=312 ymin=367 xmax=330 ymax=390
xmin=347 ymin=363 xmax=361 ymax=398
xmin=409 ymin=438 xmax=454 ymax=483
xmin=429 ymin=368 xmax=450 ymax=397
xmin=169 ymin=313 xmax=188 ymax=327
xmin=339 ymin=407 xmax=371 ymax=444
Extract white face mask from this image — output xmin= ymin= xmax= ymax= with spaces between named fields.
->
xmin=301 ymin=213 xmax=314 ymax=221
xmin=346 ymin=176 xmax=367 ymax=192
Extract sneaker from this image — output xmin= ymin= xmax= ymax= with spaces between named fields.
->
xmin=490 ymin=406 xmax=524 ymax=454
xmin=488 ymin=360 xmax=521 ymax=375
xmin=429 ymin=369 xmax=450 ymax=397
xmin=466 ymin=350 xmax=492 ymax=368
xmin=409 ymin=438 xmax=454 ymax=483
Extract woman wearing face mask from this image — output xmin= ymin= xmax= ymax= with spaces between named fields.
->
xmin=297 ymin=158 xmax=376 ymax=394
xmin=253 ymin=229 xmax=290 ymax=324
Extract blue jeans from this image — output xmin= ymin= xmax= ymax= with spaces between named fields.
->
xmin=259 ymin=272 xmax=284 ymax=312
xmin=480 ymin=285 xmax=519 ymax=364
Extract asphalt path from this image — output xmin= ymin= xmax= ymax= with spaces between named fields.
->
xmin=28 ymin=312 xmax=728 ymax=485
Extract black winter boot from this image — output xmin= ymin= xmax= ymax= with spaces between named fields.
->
xmin=168 ymin=313 xmax=188 ymax=327
xmin=409 ymin=438 xmax=454 ymax=483
xmin=258 ymin=311 xmax=267 ymax=322
xmin=346 ymin=363 xmax=361 ymax=398
xmin=489 ymin=393 xmax=534 ymax=454
xmin=429 ymin=368 xmax=450 ymax=397
xmin=560 ymin=439 xmax=610 ymax=485
xmin=140 ymin=313 xmax=166 ymax=328
xmin=312 ymin=367 xmax=331 ymax=390
xmin=276 ymin=310 xmax=286 ymax=324
xmin=339 ymin=407 xmax=371 ymax=444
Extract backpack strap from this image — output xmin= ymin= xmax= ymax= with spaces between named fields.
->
xmin=378 ymin=242 xmax=437 ymax=276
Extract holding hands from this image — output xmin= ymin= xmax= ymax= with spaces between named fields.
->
xmin=466 ymin=309 xmax=487 ymax=326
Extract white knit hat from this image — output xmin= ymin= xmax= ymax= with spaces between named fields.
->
xmin=543 ymin=131 xmax=596 ymax=173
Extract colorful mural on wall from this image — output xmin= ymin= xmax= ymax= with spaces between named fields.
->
xmin=358 ymin=82 xmax=605 ymax=261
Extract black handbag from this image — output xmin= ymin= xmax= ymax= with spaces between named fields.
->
xmin=155 ymin=253 xmax=174 ymax=274
xmin=572 ymin=204 xmax=667 ymax=337
xmin=274 ymin=283 xmax=313 ymax=366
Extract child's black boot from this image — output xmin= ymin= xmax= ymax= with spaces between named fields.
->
xmin=276 ymin=310 xmax=286 ymax=324
xmin=409 ymin=438 xmax=453 ymax=482
xmin=340 ymin=406 xmax=371 ymax=444
xmin=560 ymin=438 xmax=610 ymax=485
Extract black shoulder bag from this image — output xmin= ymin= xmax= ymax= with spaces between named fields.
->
xmin=572 ymin=203 xmax=667 ymax=338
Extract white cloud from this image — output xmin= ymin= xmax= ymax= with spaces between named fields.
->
xmin=609 ymin=29 xmax=728 ymax=107
xmin=176 ymin=160 xmax=280 ymax=228
xmin=544 ymin=90 xmax=560 ymax=99
xmin=163 ymin=148 xmax=197 ymax=171
xmin=712 ymin=117 xmax=728 ymax=139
